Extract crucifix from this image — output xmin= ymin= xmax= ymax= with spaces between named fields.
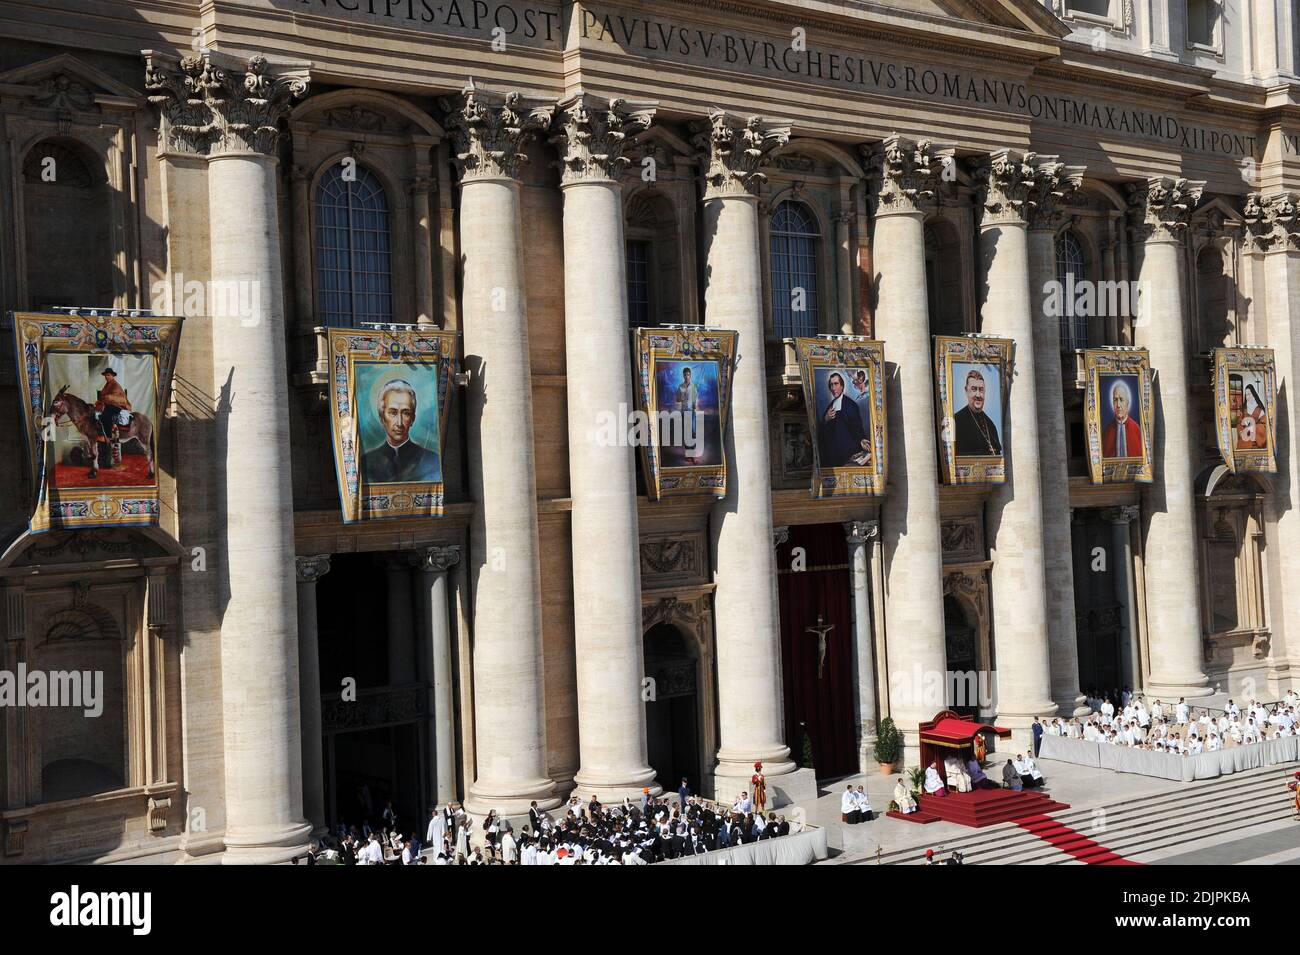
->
xmin=805 ymin=614 xmax=835 ymax=680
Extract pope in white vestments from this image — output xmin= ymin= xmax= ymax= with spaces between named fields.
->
xmin=893 ymin=778 xmax=918 ymax=814
xmin=944 ymin=756 xmax=972 ymax=793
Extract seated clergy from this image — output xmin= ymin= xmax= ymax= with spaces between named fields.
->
xmin=841 ymin=784 xmax=860 ymax=825
xmin=854 ymin=785 xmax=874 ymax=822
xmin=967 ymin=758 xmax=994 ymax=790
xmin=944 ymin=756 xmax=973 ymax=793
xmin=893 ymin=777 xmax=918 ymax=814
xmin=1002 ymin=759 xmax=1023 ymax=790
xmin=923 ymin=762 xmax=948 ymax=797
xmin=1012 ymin=754 xmax=1043 ymax=788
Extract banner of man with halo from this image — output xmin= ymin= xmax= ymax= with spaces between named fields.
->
xmin=1212 ymin=347 xmax=1277 ymax=475
xmin=327 ymin=327 xmax=458 ymax=523
xmin=12 ymin=311 xmax=183 ymax=533
xmin=794 ymin=337 xmax=887 ymax=498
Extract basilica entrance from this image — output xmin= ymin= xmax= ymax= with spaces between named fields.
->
xmin=776 ymin=523 xmax=857 ymax=780
xmin=643 ymin=624 xmax=701 ymax=794
xmin=1071 ymin=512 xmax=1127 ymax=695
xmin=943 ymin=595 xmax=980 ymax=718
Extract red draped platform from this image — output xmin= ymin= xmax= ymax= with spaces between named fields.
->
xmin=887 ymin=787 xmax=1070 ymax=827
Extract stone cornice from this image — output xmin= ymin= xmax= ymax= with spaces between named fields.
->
xmin=1127 ymin=176 xmax=1205 ymax=242
xmin=142 ymin=50 xmax=309 ymax=157
xmin=551 ymin=93 xmax=657 ymax=186
xmin=1242 ymin=192 xmax=1300 ymax=254
xmin=864 ymin=134 xmax=952 ymax=216
xmin=692 ymin=109 xmax=791 ymax=200
xmin=441 ymin=79 xmax=553 ymax=183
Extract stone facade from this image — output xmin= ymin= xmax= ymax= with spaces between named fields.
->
xmin=0 ymin=0 xmax=1298 ymax=862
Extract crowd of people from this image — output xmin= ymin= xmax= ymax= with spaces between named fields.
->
xmin=302 ymin=780 xmax=801 ymax=865
xmin=1039 ymin=688 xmax=1300 ymax=756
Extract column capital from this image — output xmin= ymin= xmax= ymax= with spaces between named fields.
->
xmin=772 ymin=525 xmax=790 ymax=548
xmin=295 ymin=554 xmax=331 ymax=583
xmin=143 ymin=50 xmax=309 ymax=157
xmin=408 ymin=175 xmax=436 ymax=196
xmin=843 ymin=520 xmax=879 ymax=545
xmin=441 ymin=80 xmax=553 ymax=183
xmin=692 ymin=109 xmax=790 ymax=200
xmin=864 ymin=134 xmax=952 ymax=216
xmin=1026 ymin=157 xmax=1086 ymax=231
xmin=1127 ymin=176 xmax=1205 ymax=242
xmin=1242 ymin=192 xmax=1300 ymax=254
xmin=1100 ymin=505 xmax=1141 ymax=524
xmin=551 ymin=93 xmax=656 ymax=186
xmin=417 ymin=545 xmax=462 ymax=574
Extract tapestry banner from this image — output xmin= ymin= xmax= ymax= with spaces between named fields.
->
xmin=12 ymin=311 xmax=183 ymax=533
xmin=632 ymin=327 xmax=737 ymax=501
xmin=934 ymin=335 xmax=1014 ymax=486
xmin=794 ymin=337 xmax=887 ymax=498
xmin=1083 ymin=348 xmax=1154 ymax=485
xmin=1212 ymin=347 xmax=1276 ymax=475
xmin=327 ymin=327 xmax=458 ymax=523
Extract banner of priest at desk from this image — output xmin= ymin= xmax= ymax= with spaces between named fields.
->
xmin=327 ymin=327 xmax=458 ymax=523
xmin=12 ymin=311 xmax=183 ymax=533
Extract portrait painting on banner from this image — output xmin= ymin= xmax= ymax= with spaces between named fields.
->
xmin=1083 ymin=348 xmax=1153 ymax=485
xmin=1213 ymin=347 xmax=1277 ymax=474
xmin=794 ymin=337 xmax=887 ymax=498
xmin=327 ymin=328 xmax=458 ymax=523
xmin=46 ymin=350 xmax=158 ymax=489
xmin=13 ymin=312 xmax=183 ymax=532
xmin=632 ymin=327 xmax=737 ymax=501
xmin=934 ymin=336 xmax=1013 ymax=486
xmin=652 ymin=358 xmax=723 ymax=469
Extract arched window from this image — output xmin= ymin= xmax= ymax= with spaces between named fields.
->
xmin=770 ymin=200 xmax=820 ymax=339
xmin=314 ymin=163 xmax=392 ymax=326
xmin=1055 ymin=231 xmax=1088 ymax=352
xmin=22 ymin=139 xmax=113 ymax=309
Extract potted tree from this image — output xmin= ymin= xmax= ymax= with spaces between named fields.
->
xmin=874 ymin=717 xmax=903 ymax=775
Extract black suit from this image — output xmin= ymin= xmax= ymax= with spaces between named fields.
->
xmin=953 ymin=404 xmax=1002 ymax=456
xmin=361 ymin=439 xmax=440 ymax=483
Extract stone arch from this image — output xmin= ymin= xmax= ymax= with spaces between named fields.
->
xmin=641 ymin=593 xmax=717 ymax=793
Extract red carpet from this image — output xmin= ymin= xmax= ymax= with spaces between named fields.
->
xmin=53 ymin=452 xmax=153 ymax=488
xmin=887 ymin=787 xmax=1070 ymax=828
xmin=1015 ymin=814 xmax=1141 ymax=865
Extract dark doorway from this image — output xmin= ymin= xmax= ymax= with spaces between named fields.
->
xmin=644 ymin=624 xmax=701 ymax=794
xmin=776 ymin=523 xmax=857 ymax=780
xmin=944 ymin=596 xmax=979 ymax=718
xmin=327 ymin=724 xmax=424 ymax=837
xmin=1071 ymin=513 xmax=1124 ymax=696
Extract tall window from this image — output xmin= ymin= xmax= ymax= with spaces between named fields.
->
xmin=22 ymin=139 xmax=113 ymax=309
xmin=770 ymin=201 xmax=819 ymax=339
xmin=626 ymin=240 xmax=652 ymax=327
xmin=314 ymin=163 xmax=392 ymax=326
xmin=1067 ymin=0 xmax=1110 ymax=16
xmin=1056 ymin=231 xmax=1088 ymax=352
xmin=1187 ymin=0 xmax=1217 ymax=47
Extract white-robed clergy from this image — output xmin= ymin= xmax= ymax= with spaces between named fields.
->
xmin=853 ymin=785 xmax=874 ymax=821
xmin=923 ymin=764 xmax=947 ymax=796
xmin=841 ymin=784 xmax=861 ymax=824
xmin=501 ymin=829 xmax=518 ymax=864
xmin=943 ymin=756 xmax=973 ymax=793
xmin=894 ymin=778 xmax=918 ymax=814
xmin=427 ymin=808 xmax=447 ymax=848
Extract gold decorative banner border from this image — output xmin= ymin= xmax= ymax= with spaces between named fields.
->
xmin=1212 ymin=347 xmax=1276 ymax=475
xmin=12 ymin=311 xmax=183 ymax=533
xmin=794 ymin=337 xmax=888 ymax=498
xmin=632 ymin=327 xmax=737 ymax=502
xmin=934 ymin=335 xmax=1015 ymax=486
xmin=327 ymin=327 xmax=458 ymax=523
xmin=1083 ymin=347 xmax=1154 ymax=485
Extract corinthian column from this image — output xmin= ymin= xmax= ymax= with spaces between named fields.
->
xmin=972 ymin=149 xmax=1058 ymax=739
xmin=443 ymin=82 xmax=561 ymax=814
xmin=1244 ymin=194 xmax=1300 ymax=680
xmin=295 ymin=556 xmax=330 ymax=835
xmin=416 ymin=545 xmax=461 ymax=806
xmin=1128 ymin=177 xmax=1211 ymax=699
xmin=694 ymin=111 xmax=798 ymax=792
xmin=864 ymin=135 xmax=950 ymax=764
xmin=844 ymin=520 xmax=879 ymax=768
xmin=146 ymin=50 xmax=312 ymax=863
xmin=1026 ymin=157 xmax=1090 ymax=717
xmin=551 ymin=94 xmax=660 ymax=800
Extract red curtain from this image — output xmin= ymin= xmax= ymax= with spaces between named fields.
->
xmin=777 ymin=523 xmax=857 ymax=779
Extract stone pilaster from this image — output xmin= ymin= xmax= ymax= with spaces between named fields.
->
xmin=416 ymin=546 xmax=461 ymax=806
xmin=864 ymin=134 xmax=950 ymax=765
xmin=973 ymin=149 xmax=1059 ymax=740
xmin=695 ymin=110 xmax=800 ymax=795
xmin=1026 ymin=157 xmax=1090 ymax=717
xmin=551 ymin=94 xmax=660 ymax=800
xmin=844 ymin=520 xmax=880 ymax=768
xmin=146 ymin=50 xmax=312 ymax=863
xmin=294 ymin=556 xmax=330 ymax=835
xmin=1128 ymin=177 xmax=1212 ymax=699
xmin=1100 ymin=506 xmax=1143 ymax=692
xmin=1243 ymin=193 xmax=1300 ymax=683
xmin=443 ymin=82 xmax=560 ymax=814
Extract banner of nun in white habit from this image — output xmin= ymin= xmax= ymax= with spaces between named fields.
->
xmin=793 ymin=337 xmax=887 ymax=499
xmin=1212 ymin=347 xmax=1277 ymax=475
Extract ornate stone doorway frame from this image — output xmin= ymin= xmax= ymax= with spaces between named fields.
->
xmin=941 ymin=561 xmax=995 ymax=720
